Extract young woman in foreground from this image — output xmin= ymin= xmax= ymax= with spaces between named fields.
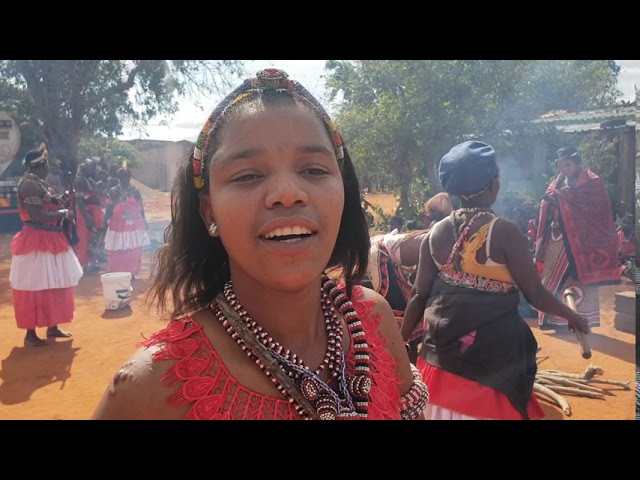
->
xmin=91 ymin=69 xmax=427 ymax=420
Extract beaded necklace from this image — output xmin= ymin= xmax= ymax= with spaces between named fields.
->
xmin=22 ymin=172 xmax=55 ymax=196
xmin=456 ymin=206 xmax=494 ymax=215
xmin=450 ymin=208 xmax=496 ymax=271
xmin=211 ymin=274 xmax=372 ymax=420
xmin=452 ymin=208 xmax=495 ymax=240
xmin=20 ymin=172 xmax=56 ymax=207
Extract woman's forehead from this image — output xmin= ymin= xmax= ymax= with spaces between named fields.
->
xmin=556 ymin=158 xmax=574 ymax=167
xmin=228 ymin=104 xmax=324 ymax=129
xmin=217 ymin=107 xmax=332 ymax=148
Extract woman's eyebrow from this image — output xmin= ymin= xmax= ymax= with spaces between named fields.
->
xmin=217 ymin=144 xmax=334 ymax=167
xmin=215 ymin=147 xmax=264 ymax=167
xmin=296 ymin=144 xmax=333 ymax=157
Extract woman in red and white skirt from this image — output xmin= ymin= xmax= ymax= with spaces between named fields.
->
xmin=104 ymin=167 xmax=149 ymax=278
xmin=9 ymin=144 xmax=83 ymax=346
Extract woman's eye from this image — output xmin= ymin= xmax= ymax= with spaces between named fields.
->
xmin=303 ymin=168 xmax=328 ymax=176
xmin=232 ymin=174 xmax=262 ymax=182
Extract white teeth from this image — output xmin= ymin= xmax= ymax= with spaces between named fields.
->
xmin=264 ymin=226 xmax=313 ymax=239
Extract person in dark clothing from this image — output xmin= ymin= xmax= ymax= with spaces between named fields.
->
xmin=402 ymin=140 xmax=588 ymax=420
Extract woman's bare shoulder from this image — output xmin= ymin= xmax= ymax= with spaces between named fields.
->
xmin=18 ymin=178 xmax=42 ymax=196
xmin=90 ymin=343 xmax=187 ymax=420
xmin=355 ymin=286 xmax=398 ymax=332
xmin=493 ymin=217 xmax=524 ymax=237
xmin=429 ymin=216 xmax=452 ymax=237
xmin=355 ymin=284 xmax=385 ymax=305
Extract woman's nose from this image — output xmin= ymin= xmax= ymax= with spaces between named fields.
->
xmin=265 ymin=173 xmax=309 ymax=208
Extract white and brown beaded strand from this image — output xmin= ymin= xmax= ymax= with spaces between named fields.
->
xmin=212 ymin=287 xmax=339 ymax=419
xmin=222 ymin=282 xmax=340 ymax=379
xmin=325 ymin=277 xmax=372 ymax=416
xmin=211 ymin=274 xmax=371 ymax=419
xmin=213 ymin=284 xmax=351 ymax=420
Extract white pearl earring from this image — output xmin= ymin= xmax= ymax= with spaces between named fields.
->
xmin=209 ymin=222 xmax=218 ymax=236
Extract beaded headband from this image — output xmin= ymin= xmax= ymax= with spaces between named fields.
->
xmin=555 ymin=152 xmax=580 ymax=163
xmin=24 ymin=143 xmax=49 ymax=166
xmin=192 ymin=68 xmax=344 ymax=190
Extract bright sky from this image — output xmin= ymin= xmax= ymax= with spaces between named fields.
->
xmin=118 ymin=60 xmax=639 ymax=144
xmin=119 ymin=60 xmax=327 ymax=143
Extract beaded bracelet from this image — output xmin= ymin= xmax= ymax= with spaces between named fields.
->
xmin=23 ymin=196 xmax=44 ymax=205
xmin=399 ymin=363 xmax=429 ymax=420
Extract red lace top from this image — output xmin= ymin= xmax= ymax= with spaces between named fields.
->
xmin=140 ymin=284 xmax=404 ymax=420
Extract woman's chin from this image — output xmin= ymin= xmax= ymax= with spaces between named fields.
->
xmin=264 ymin=269 xmax=324 ymax=292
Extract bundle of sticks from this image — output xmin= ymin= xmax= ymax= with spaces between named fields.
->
xmin=533 ymin=364 xmax=631 ymax=417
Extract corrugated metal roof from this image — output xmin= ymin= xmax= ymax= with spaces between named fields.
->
xmin=535 ymin=105 xmax=636 ymax=124
xmin=533 ymin=104 xmax=637 ymax=133
xmin=554 ymin=119 xmax=636 ymax=133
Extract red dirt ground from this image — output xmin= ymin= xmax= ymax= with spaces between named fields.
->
xmin=0 ymin=192 xmax=635 ymax=420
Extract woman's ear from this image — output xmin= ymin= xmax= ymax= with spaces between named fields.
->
xmin=199 ymin=193 xmax=218 ymax=237
xmin=489 ymin=176 xmax=501 ymax=197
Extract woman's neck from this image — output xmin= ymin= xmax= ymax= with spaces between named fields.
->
xmin=564 ymin=168 xmax=583 ymax=187
xmin=458 ymin=201 xmax=493 ymax=210
xmin=28 ymin=170 xmax=46 ymax=181
xmin=226 ymin=269 xmax=325 ymax=349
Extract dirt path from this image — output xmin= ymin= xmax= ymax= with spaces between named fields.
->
xmin=0 ymin=193 xmax=635 ymax=419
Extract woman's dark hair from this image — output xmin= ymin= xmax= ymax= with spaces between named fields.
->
xmin=24 ymin=148 xmax=48 ymax=171
xmin=147 ymin=90 xmax=370 ymax=320
xmin=389 ymin=215 xmax=404 ymax=230
xmin=28 ymin=161 xmax=47 ymax=172
xmin=556 ymin=146 xmax=582 ymax=164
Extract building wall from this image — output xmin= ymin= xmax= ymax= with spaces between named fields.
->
xmin=126 ymin=140 xmax=193 ymax=191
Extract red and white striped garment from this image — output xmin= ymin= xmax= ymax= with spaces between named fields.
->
xmin=104 ymin=195 xmax=149 ymax=275
xmin=10 ymin=203 xmax=83 ymax=329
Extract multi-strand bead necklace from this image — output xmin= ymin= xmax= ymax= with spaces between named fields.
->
xmin=211 ymin=274 xmax=372 ymax=420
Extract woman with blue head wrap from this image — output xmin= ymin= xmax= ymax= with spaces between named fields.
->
xmin=401 ymin=140 xmax=589 ymax=420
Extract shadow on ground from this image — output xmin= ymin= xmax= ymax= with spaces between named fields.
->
xmin=0 ymin=339 xmax=79 ymax=405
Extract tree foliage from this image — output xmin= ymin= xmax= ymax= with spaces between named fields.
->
xmin=0 ymin=60 xmax=245 ymax=179
xmin=78 ymin=135 xmax=142 ymax=169
xmin=325 ymin=60 xmax=622 ymax=217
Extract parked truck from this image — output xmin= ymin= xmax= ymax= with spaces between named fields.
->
xmin=0 ymin=112 xmax=22 ymax=233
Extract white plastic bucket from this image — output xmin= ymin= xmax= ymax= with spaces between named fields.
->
xmin=100 ymin=272 xmax=133 ymax=310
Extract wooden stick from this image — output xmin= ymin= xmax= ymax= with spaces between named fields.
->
xmin=581 ymin=378 xmax=631 ymax=390
xmin=535 ymin=377 xmax=555 ymax=385
xmin=534 ymin=383 xmax=571 ymax=416
xmin=540 ymin=376 xmax=591 ymax=384
xmin=535 ymin=375 xmax=607 ymax=394
xmin=542 ymin=385 xmax=605 ymax=399
xmin=562 ymin=288 xmax=591 ymax=359
xmin=539 ymin=365 xmax=604 ymax=380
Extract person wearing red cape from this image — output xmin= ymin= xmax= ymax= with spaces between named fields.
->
xmin=534 ymin=146 xmax=620 ymax=330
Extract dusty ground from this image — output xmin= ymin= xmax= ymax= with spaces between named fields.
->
xmin=0 ymin=192 xmax=635 ymax=420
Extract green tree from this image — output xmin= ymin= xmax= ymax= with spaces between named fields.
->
xmin=78 ymin=135 xmax=142 ymax=169
xmin=325 ymin=60 xmax=622 ymax=217
xmin=0 ymin=60 xmax=245 ymax=176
